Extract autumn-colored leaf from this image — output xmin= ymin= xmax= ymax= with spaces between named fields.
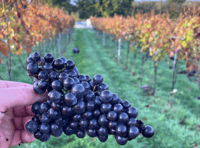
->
xmin=0 ymin=41 xmax=9 ymax=56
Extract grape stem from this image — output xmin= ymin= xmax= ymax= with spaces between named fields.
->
xmin=93 ymin=85 xmax=96 ymax=92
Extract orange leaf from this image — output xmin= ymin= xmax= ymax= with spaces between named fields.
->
xmin=0 ymin=41 xmax=9 ymax=56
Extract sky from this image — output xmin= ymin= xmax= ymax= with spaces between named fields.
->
xmin=69 ymin=0 xmax=200 ymax=6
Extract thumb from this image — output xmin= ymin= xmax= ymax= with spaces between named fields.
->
xmin=0 ymin=86 xmax=48 ymax=112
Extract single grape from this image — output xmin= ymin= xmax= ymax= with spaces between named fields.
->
xmin=93 ymin=74 xmax=103 ymax=85
xmin=25 ymin=121 xmax=38 ymax=133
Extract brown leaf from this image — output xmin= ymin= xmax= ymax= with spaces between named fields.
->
xmin=0 ymin=41 xmax=9 ymax=56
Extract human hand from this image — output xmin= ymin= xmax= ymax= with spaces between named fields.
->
xmin=0 ymin=80 xmax=47 ymax=148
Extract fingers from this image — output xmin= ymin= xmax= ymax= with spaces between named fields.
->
xmin=0 ymin=86 xmax=48 ymax=111
xmin=0 ymin=80 xmax=32 ymax=89
xmin=10 ymin=116 xmax=36 ymax=147
xmin=9 ymin=130 xmax=21 ymax=147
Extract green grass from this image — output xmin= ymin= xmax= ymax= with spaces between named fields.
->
xmin=1 ymin=28 xmax=200 ymax=148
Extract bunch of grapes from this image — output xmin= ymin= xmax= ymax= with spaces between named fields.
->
xmin=73 ymin=47 xmax=79 ymax=54
xmin=25 ymin=52 xmax=154 ymax=145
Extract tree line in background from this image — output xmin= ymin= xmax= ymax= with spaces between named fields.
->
xmin=52 ymin=0 xmax=200 ymax=19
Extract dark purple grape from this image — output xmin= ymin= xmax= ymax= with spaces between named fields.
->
xmin=85 ymin=75 xmax=91 ymax=82
xmin=25 ymin=121 xmax=38 ymax=133
xmin=116 ymin=124 xmax=128 ymax=137
xmin=31 ymin=101 xmax=42 ymax=114
xmin=87 ymin=101 xmax=95 ymax=111
xmin=128 ymin=118 xmax=137 ymax=126
xmin=110 ymin=94 xmax=119 ymax=104
xmin=69 ymin=121 xmax=79 ymax=130
xmin=46 ymin=99 xmax=51 ymax=105
xmin=73 ymin=67 xmax=79 ymax=75
xmin=136 ymin=120 xmax=146 ymax=133
xmin=62 ymin=106 xmax=74 ymax=117
xmin=52 ymin=80 xmax=63 ymax=92
xmin=34 ymin=130 xmax=43 ymax=139
xmin=71 ymin=84 xmax=85 ymax=99
xmin=107 ymin=111 xmax=117 ymax=121
xmin=115 ymin=135 xmax=128 ymax=145
xmin=48 ymin=90 xmax=62 ymax=103
xmin=81 ymin=81 xmax=90 ymax=90
xmin=51 ymin=102 xmax=60 ymax=111
xmin=26 ymin=56 xmax=35 ymax=64
xmin=83 ymin=111 xmax=93 ymax=120
xmin=73 ymin=100 xmax=86 ymax=114
xmin=79 ymin=118 xmax=89 ymax=128
xmin=94 ymin=96 xmax=101 ymax=106
xmin=53 ymin=58 xmax=64 ymax=70
xmin=66 ymin=60 xmax=75 ymax=70
xmin=59 ymin=72 xmax=68 ymax=82
xmin=39 ymin=102 xmax=50 ymax=114
xmin=100 ymin=103 xmax=112 ymax=113
xmin=39 ymin=133 xmax=50 ymax=142
xmin=60 ymin=57 xmax=67 ymax=63
xmin=55 ymin=116 xmax=68 ymax=126
xmin=44 ymin=53 xmax=54 ymax=63
xmin=51 ymin=128 xmax=63 ymax=137
xmin=93 ymin=74 xmax=103 ymax=85
xmin=27 ymin=63 xmax=38 ymax=76
xmin=89 ymin=119 xmax=100 ymax=129
xmin=73 ymin=77 xmax=80 ymax=84
xmin=39 ymin=123 xmax=50 ymax=134
xmin=35 ymin=112 xmax=42 ymax=118
xmin=98 ymin=127 xmax=108 ymax=136
xmin=64 ymin=126 xmax=75 ymax=136
xmin=128 ymin=126 xmax=139 ymax=140
xmin=87 ymin=129 xmax=97 ymax=137
xmin=76 ymin=129 xmax=86 ymax=138
xmin=122 ymin=101 xmax=130 ymax=108
xmin=89 ymin=81 xmax=95 ymax=90
xmin=63 ymin=77 xmax=76 ymax=90
xmin=47 ymin=108 xmax=61 ymax=120
xmin=32 ymin=116 xmax=41 ymax=125
xmin=98 ymin=114 xmax=108 ymax=127
xmin=113 ymin=104 xmax=124 ymax=114
xmin=38 ymin=71 xmax=48 ymax=80
xmin=127 ymin=107 xmax=138 ymax=118
xmin=109 ymin=129 xmax=116 ymax=135
xmin=64 ymin=93 xmax=77 ymax=107
xmin=142 ymin=125 xmax=154 ymax=138
xmin=118 ymin=98 xmax=123 ymax=104
xmin=108 ymin=121 xmax=117 ymax=129
xmin=68 ymin=70 xmax=78 ymax=77
xmin=94 ymin=109 xmax=101 ymax=118
xmin=98 ymin=135 xmax=108 ymax=142
xmin=98 ymin=83 xmax=109 ymax=92
xmin=50 ymin=123 xmax=62 ymax=134
xmin=73 ymin=114 xmax=82 ymax=122
xmin=43 ymin=62 xmax=53 ymax=72
xmin=78 ymin=75 xmax=86 ymax=82
xmin=37 ymin=79 xmax=48 ymax=90
xmin=32 ymin=52 xmax=41 ymax=62
xmin=49 ymin=71 xmax=59 ymax=82
xmin=37 ymin=58 xmax=45 ymax=66
xmin=118 ymin=112 xmax=129 ymax=123
xmin=39 ymin=112 xmax=51 ymax=123
xmin=84 ymin=90 xmax=95 ymax=102
xmin=100 ymin=90 xmax=113 ymax=103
